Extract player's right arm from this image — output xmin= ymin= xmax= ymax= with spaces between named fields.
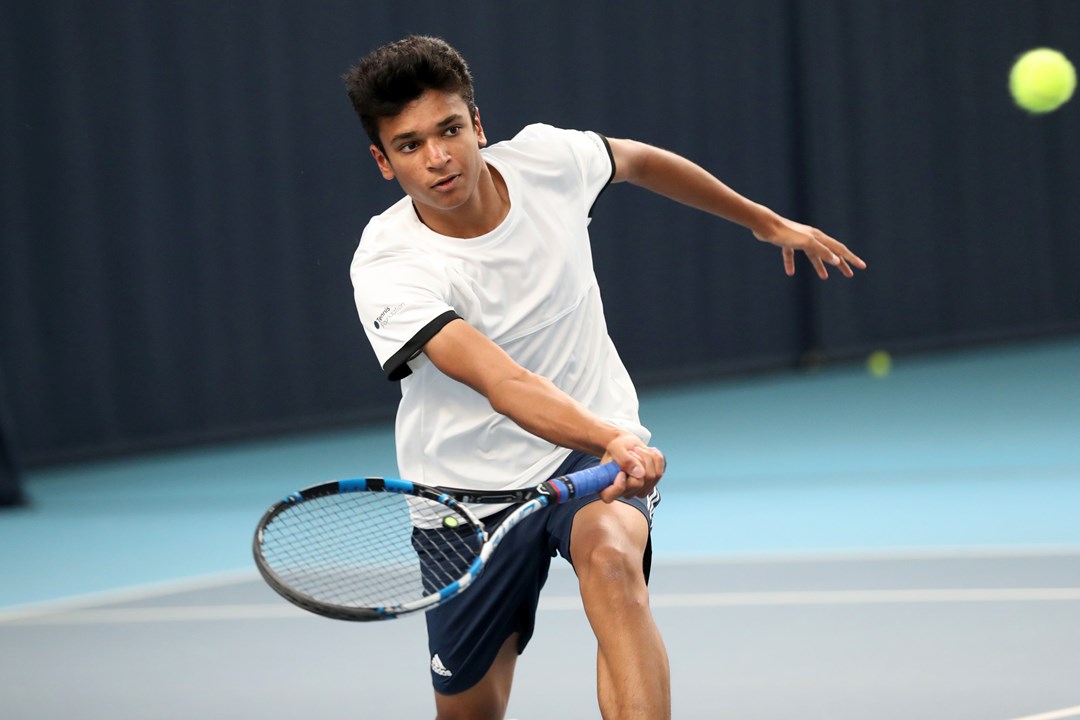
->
xmin=606 ymin=137 xmax=866 ymax=279
xmin=422 ymin=317 xmax=664 ymax=501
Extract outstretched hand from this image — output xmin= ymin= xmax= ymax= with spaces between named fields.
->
xmin=753 ymin=215 xmax=866 ymax=279
xmin=598 ymin=434 xmax=666 ymax=503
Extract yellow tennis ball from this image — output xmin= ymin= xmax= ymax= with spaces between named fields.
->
xmin=1009 ymin=48 xmax=1076 ymax=114
xmin=867 ymin=350 xmax=892 ymax=379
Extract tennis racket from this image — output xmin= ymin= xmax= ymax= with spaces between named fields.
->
xmin=252 ymin=460 xmax=621 ymax=621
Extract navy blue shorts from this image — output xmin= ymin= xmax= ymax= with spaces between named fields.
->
xmin=421 ymin=451 xmax=660 ymax=694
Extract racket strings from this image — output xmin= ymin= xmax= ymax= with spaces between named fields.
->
xmin=259 ymin=492 xmax=482 ymax=609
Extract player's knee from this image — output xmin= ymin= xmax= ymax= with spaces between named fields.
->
xmin=578 ymin=540 xmax=648 ymax=601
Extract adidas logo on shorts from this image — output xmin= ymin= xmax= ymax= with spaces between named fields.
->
xmin=430 ymin=653 xmax=452 ymax=677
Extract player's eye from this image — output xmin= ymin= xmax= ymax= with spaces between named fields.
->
xmin=398 ymin=141 xmax=418 ymax=153
xmin=445 ymin=125 xmax=462 ymax=137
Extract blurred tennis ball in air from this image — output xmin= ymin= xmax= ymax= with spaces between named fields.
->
xmin=1009 ymin=48 xmax=1076 ymax=113
xmin=866 ymin=350 xmax=892 ymax=379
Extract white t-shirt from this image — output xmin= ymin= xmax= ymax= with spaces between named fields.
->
xmin=351 ymin=124 xmax=650 ymax=501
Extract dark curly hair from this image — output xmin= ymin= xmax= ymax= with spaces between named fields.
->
xmin=343 ymin=36 xmax=477 ymax=152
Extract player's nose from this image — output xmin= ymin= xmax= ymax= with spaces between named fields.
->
xmin=425 ymin=140 xmax=451 ymax=167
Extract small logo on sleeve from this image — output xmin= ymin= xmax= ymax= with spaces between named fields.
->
xmin=373 ymin=303 xmax=405 ymax=329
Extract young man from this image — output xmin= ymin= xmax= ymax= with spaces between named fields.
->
xmin=344 ymin=36 xmax=864 ymax=720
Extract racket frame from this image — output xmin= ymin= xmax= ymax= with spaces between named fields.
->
xmin=254 ymin=477 xmax=487 ymax=621
xmin=252 ymin=462 xmax=620 ymax=621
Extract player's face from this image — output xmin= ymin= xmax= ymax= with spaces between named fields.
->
xmin=370 ymin=89 xmax=488 ymax=218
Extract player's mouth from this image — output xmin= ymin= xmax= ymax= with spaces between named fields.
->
xmin=431 ymin=173 xmax=461 ymax=192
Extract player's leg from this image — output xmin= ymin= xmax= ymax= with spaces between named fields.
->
xmin=570 ymin=499 xmax=670 ymax=720
xmin=433 ymin=632 xmax=519 ymax=720
xmin=419 ymin=504 xmax=553 ymax=720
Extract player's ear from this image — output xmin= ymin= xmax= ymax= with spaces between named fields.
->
xmin=473 ymin=107 xmax=487 ymax=148
xmin=370 ymin=144 xmax=395 ymax=180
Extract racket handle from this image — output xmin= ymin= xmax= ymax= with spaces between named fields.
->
xmin=541 ymin=461 xmax=621 ymax=504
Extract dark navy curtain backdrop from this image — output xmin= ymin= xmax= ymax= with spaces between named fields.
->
xmin=2 ymin=1 xmax=1079 ymax=489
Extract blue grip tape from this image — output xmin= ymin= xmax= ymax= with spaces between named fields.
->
xmin=548 ymin=461 xmax=620 ymax=503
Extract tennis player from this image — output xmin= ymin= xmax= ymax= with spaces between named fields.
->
xmin=344 ymin=35 xmax=864 ymax=720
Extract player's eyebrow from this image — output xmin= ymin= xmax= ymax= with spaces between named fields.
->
xmin=388 ymin=114 xmax=465 ymax=146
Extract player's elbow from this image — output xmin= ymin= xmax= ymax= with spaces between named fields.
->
xmin=485 ymin=368 xmax=538 ymax=417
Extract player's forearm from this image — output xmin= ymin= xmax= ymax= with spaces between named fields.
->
xmin=616 ymin=141 xmax=783 ymax=237
xmin=487 ymin=370 xmax=622 ymax=458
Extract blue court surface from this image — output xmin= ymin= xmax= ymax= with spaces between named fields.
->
xmin=2 ymin=338 xmax=1078 ymax=719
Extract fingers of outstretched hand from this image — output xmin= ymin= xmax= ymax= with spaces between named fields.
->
xmin=817 ymin=231 xmax=866 ymax=275
xmin=783 ymin=247 xmax=796 ymax=276
xmin=793 ymin=229 xmax=866 ymax=279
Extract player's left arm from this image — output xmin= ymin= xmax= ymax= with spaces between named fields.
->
xmin=606 ymin=137 xmax=866 ymax=279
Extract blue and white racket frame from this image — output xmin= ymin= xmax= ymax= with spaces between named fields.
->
xmin=252 ymin=461 xmax=621 ymax=621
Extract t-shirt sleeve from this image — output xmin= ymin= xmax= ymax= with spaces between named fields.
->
xmin=351 ymin=250 xmax=460 ymax=381
xmin=514 ymin=124 xmax=616 ymax=218
xmin=564 ymin=128 xmax=617 ymax=217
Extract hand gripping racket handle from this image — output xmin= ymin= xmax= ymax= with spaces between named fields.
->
xmin=540 ymin=461 xmax=621 ymax=504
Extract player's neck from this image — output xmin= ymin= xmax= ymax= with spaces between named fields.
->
xmin=414 ymin=162 xmax=509 ymax=239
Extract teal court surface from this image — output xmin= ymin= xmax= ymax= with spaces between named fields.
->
xmin=2 ymin=338 xmax=1078 ymax=719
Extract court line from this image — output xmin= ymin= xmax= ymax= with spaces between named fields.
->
xmin=5 ymin=587 xmax=1080 ymax=625
xmin=0 ymin=568 xmax=259 ymax=624
xmin=4 ymin=604 xmax=311 ymax=624
xmin=5 ymin=543 xmax=1078 ymax=621
xmin=1007 ymin=705 xmax=1080 ymax=720
xmin=550 ymin=587 xmax=1080 ymax=611
xmin=3 ymin=545 xmax=1079 ymax=623
xmin=658 ymin=544 xmax=1080 ymax=566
